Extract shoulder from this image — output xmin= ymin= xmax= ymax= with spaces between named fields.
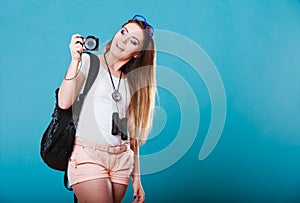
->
xmin=97 ymin=54 xmax=108 ymax=72
xmin=98 ymin=54 xmax=105 ymax=67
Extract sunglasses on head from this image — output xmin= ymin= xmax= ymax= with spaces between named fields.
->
xmin=132 ymin=14 xmax=154 ymax=37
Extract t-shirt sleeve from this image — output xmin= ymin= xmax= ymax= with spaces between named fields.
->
xmin=79 ymin=53 xmax=91 ymax=78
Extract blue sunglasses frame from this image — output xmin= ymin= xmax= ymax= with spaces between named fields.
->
xmin=132 ymin=14 xmax=154 ymax=37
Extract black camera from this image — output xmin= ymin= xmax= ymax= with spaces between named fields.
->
xmin=112 ymin=112 xmax=128 ymax=141
xmin=81 ymin=36 xmax=99 ymax=51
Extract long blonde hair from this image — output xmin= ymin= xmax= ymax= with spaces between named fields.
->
xmin=105 ymin=19 xmax=156 ymax=145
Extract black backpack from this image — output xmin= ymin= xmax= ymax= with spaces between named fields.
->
xmin=40 ymin=52 xmax=100 ymax=201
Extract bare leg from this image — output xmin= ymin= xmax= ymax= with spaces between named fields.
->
xmin=112 ymin=182 xmax=128 ymax=203
xmin=72 ymin=178 xmax=113 ymax=203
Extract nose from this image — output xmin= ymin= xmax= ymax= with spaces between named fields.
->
xmin=121 ymin=36 xmax=128 ymax=44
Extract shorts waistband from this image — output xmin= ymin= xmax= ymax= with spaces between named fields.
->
xmin=75 ymin=138 xmax=130 ymax=154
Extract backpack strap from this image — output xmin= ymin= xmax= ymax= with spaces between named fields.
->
xmin=63 ymin=52 xmax=99 ymax=202
xmin=81 ymin=52 xmax=100 ymax=96
xmin=72 ymin=52 xmax=100 ymax=125
xmin=74 ymin=193 xmax=78 ymax=203
xmin=63 ymin=171 xmax=78 ymax=203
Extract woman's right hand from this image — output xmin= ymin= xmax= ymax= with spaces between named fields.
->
xmin=69 ymin=34 xmax=84 ymax=62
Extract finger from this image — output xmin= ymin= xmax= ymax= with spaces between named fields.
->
xmin=73 ymin=48 xmax=83 ymax=53
xmin=72 ymin=53 xmax=80 ymax=60
xmin=75 ymin=38 xmax=83 ymax=44
xmin=132 ymin=197 xmax=138 ymax=203
xmin=74 ymin=43 xmax=83 ymax=49
xmin=72 ymin=34 xmax=82 ymax=40
xmin=138 ymin=195 xmax=144 ymax=203
xmin=72 ymin=38 xmax=83 ymax=46
xmin=138 ymin=191 xmax=145 ymax=203
xmin=133 ymin=194 xmax=137 ymax=201
xmin=133 ymin=188 xmax=138 ymax=200
xmin=71 ymin=43 xmax=83 ymax=51
xmin=72 ymin=47 xmax=83 ymax=56
xmin=138 ymin=189 xmax=144 ymax=197
xmin=71 ymin=35 xmax=83 ymax=45
xmin=69 ymin=42 xmax=83 ymax=51
xmin=137 ymin=197 xmax=144 ymax=203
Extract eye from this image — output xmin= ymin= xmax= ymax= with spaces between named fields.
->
xmin=130 ymin=39 xmax=138 ymax=46
xmin=120 ymin=28 xmax=126 ymax=35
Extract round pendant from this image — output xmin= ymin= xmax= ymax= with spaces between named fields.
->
xmin=112 ymin=90 xmax=122 ymax=102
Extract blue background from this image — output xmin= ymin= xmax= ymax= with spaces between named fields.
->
xmin=1 ymin=0 xmax=300 ymax=202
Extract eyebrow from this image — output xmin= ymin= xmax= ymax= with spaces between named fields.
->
xmin=123 ymin=26 xmax=140 ymax=43
xmin=123 ymin=26 xmax=129 ymax=33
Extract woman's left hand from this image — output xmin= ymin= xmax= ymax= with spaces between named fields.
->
xmin=132 ymin=177 xmax=145 ymax=203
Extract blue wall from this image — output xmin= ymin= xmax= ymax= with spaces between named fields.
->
xmin=1 ymin=0 xmax=300 ymax=202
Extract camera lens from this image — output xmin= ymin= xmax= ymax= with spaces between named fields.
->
xmin=84 ymin=36 xmax=99 ymax=51
xmin=85 ymin=38 xmax=96 ymax=50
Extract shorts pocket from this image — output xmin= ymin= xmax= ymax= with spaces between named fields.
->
xmin=118 ymin=149 xmax=134 ymax=173
xmin=74 ymin=146 xmax=97 ymax=166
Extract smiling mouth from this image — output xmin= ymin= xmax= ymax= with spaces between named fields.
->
xmin=116 ymin=42 xmax=125 ymax=51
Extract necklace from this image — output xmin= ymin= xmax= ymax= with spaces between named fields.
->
xmin=104 ymin=52 xmax=123 ymax=102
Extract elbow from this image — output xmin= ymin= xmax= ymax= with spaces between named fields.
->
xmin=57 ymin=99 xmax=72 ymax=110
xmin=59 ymin=104 xmax=72 ymax=110
xmin=57 ymin=89 xmax=73 ymax=110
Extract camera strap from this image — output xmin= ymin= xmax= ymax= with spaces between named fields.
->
xmin=104 ymin=52 xmax=123 ymax=102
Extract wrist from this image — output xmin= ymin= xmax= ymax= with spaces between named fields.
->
xmin=132 ymin=174 xmax=141 ymax=182
xmin=71 ymin=59 xmax=81 ymax=64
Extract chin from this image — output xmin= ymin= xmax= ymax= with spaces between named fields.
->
xmin=111 ymin=48 xmax=132 ymax=61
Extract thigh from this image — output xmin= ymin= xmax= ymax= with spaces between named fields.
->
xmin=68 ymin=144 xmax=110 ymax=186
xmin=112 ymin=182 xmax=128 ymax=203
xmin=110 ymin=149 xmax=134 ymax=185
xmin=72 ymin=178 xmax=113 ymax=203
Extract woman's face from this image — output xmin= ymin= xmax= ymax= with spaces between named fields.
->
xmin=110 ymin=22 xmax=145 ymax=60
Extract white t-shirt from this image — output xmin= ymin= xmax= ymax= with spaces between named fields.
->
xmin=75 ymin=53 xmax=131 ymax=146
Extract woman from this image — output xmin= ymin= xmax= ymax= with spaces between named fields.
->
xmin=58 ymin=15 xmax=156 ymax=203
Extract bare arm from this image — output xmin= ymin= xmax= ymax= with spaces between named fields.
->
xmin=128 ymin=116 xmax=141 ymax=178
xmin=130 ymin=138 xmax=145 ymax=203
xmin=58 ymin=34 xmax=85 ymax=109
xmin=130 ymin=138 xmax=141 ymax=177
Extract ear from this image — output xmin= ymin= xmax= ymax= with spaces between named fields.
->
xmin=133 ymin=51 xmax=141 ymax=58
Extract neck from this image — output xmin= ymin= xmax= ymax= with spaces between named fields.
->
xmin=104 ymin=51 xmax=129 ymax=72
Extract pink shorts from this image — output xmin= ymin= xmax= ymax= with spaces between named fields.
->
xmin=67 ymin=138 xmax=134 ymax=187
